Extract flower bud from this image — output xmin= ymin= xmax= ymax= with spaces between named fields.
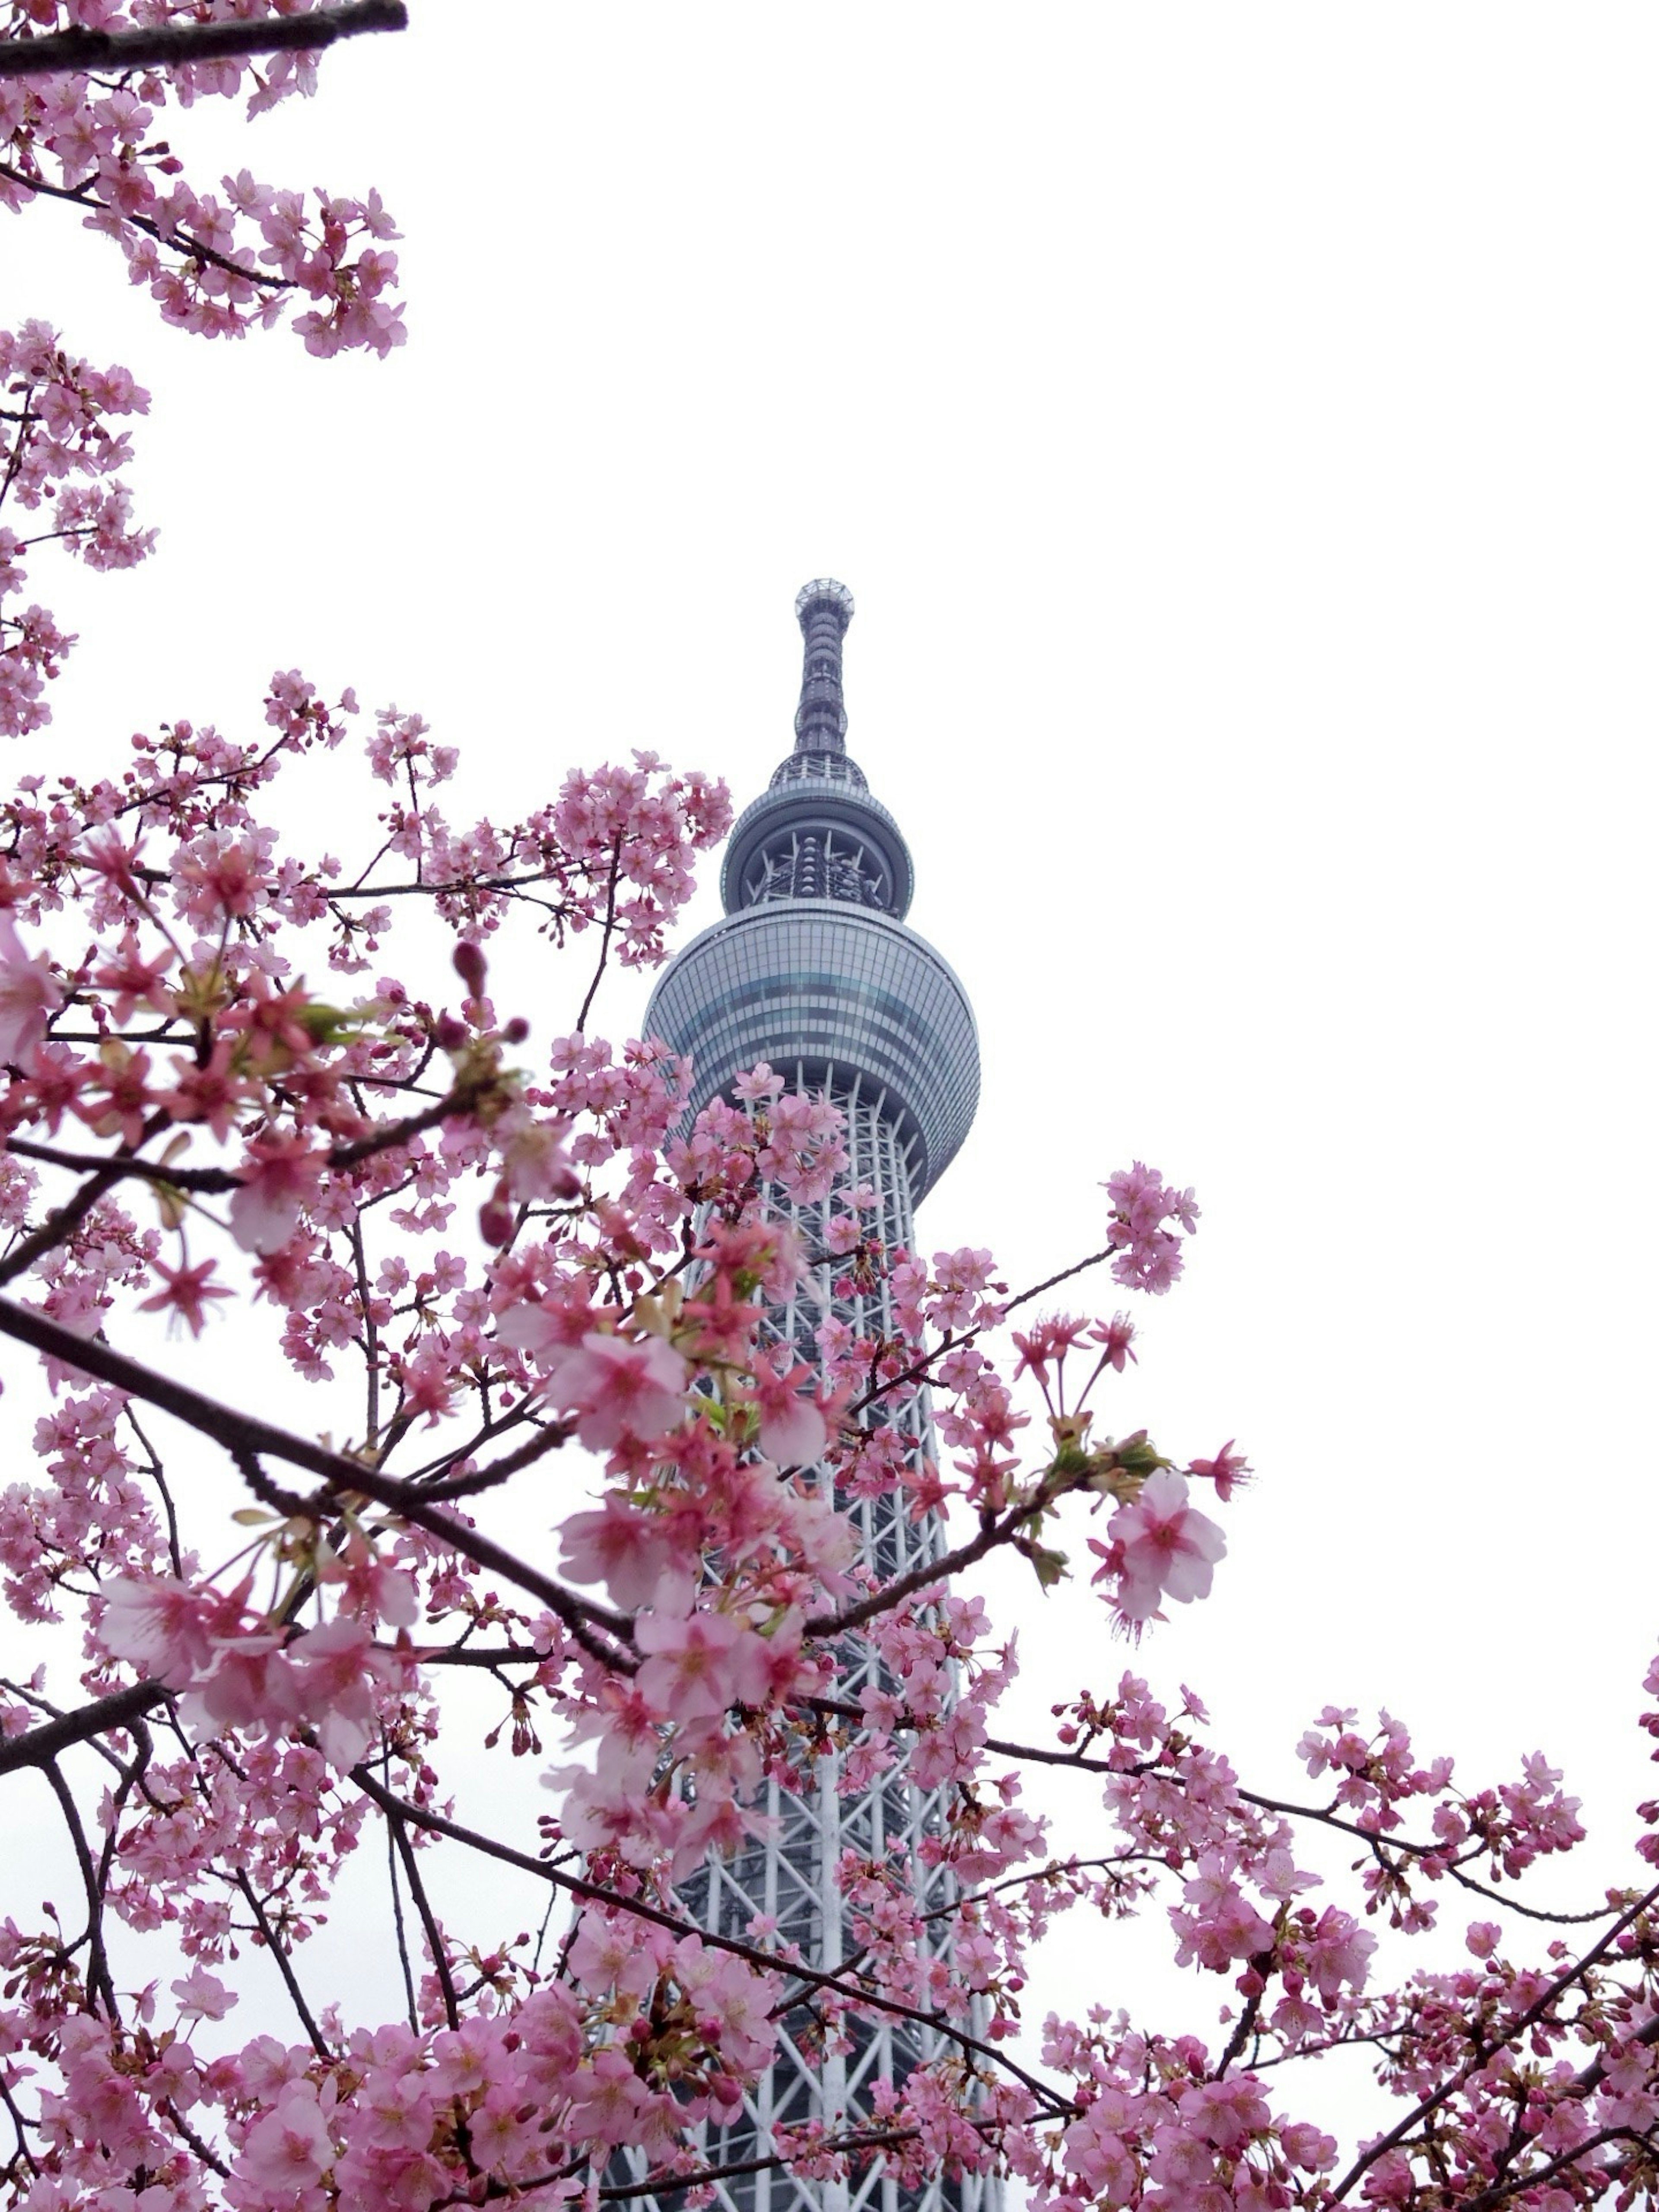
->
xmin=452 ymin=940 xmax=488 ymax=999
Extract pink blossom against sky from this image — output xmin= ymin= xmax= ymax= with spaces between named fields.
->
xmin=3 ymin=0 xmax=1657 ymax=2165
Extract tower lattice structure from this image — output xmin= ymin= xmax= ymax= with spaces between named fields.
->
xmin=643 ymin=583 xmax=989 ymax=2212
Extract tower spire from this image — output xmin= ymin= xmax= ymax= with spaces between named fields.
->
xmin=720 ymin=581 xmax=913 ymax=918
xmin=792 ymin=578 xmax=855 ymax=756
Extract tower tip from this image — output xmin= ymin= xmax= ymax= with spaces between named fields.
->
xmin=793 ymin=581 xmax=855 ymax=755
xmin=795 ymin=578 xmax=855 ymax=630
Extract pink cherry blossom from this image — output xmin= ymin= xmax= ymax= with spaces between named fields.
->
xmin=228 ymin=1135 xmax=325 ymax=1253
xmin=635 ymin=1603 xmax=772 ymax=1722
xmin=0 ymin=911 xmax=62 ymax=1066
xmin=544 ymin=1328 xmax=690 ymax=1450
xmin=238 ymin=2081 xmax=337 ymax=2195
xmin=1104 ymin=1467 xmax=1228 ymax=1618
xmin=137 ymin=1254 xmax=235 ymax=1336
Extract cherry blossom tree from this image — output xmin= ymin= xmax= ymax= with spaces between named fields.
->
xmin=3 ymin=11 xmax=1659 ymax=2212
xmin=1 ymin=0 xmax=407 ymax=737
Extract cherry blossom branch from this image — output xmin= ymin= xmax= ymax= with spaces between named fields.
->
xmin=0 ymin=159 xmax=292 ymax=296
xmin=803 ymin=1498 xmax=1024 ymax=1637
xmin=0 ymin=2074 xmax=38 ymax=2179
xmin=347 ymin=1766 xmax=1075 ymax=2120
xmin=0 ymin=1299 xmax=634 ymax=1664
xmin=385 ymin=1808 xmax=460 ymax=2031
xmin=963 ymin=1728 xmax=1618 ymax=1928
xmin=0 ymin=1 xmax=408 ymax=79
xmin=846 ymin=1243 xmax=1119 ymax=1418
xmin=416 ymin=1416 xmax=566 ymax=1501
xmin=575 ymin=834 xmax=625 ymax=1034
xmin=3 ymin=1074 xmax=506 ymax=1204
xmin=232 ymin=1869 xmax=334 ymax=2059
xmin=156 ymin=2102 xmax=231 ymax=2183
xmin=1327 ymin=1877 xmax=1659 ymax=2200
xmin=0 ymin=1679 xmax=168 ymax=1777
xmin=0 ymin=1156 xmax=133 ymax=1285
xmin=1456 ymin=2130 xmax=1640 ymax=2212
xmin=42 ymin=1759 xmax=118 ymax=2018
xmin=385 ymin=1784 xmax=422 ymax=2034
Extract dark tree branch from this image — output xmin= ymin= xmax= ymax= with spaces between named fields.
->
xmin=383 ymin=1748 xmax=421 ymax=2034
xmin=1328 ymin=1878 xmax=1659 ymax=2202
xmin=0 ymin=1680 xmax=168 ymax=1777
xmin=575 ymin=835 xmax=624 ymax=1034
xmin=233 ymin=1871 xmax=333 ymax=2058
xmin=0 ymin=2 xmax=407 ymax=80
xmin=43 ymin=1759 xmax=119 ymax=2018
xmin=1456 ymin=2131 xmax=1637 ymax=2212
xmin=0 ymin=156 xmax=291 ymax=292
xmin=0 ymin=1299 xmax=632 ymax=1668
xmin=159 ymin=2101 xmax=231 ymax=2182
xmin=347 ymin=1766 xmax=1073 ymax=2120
xmin=6 ymin=1075 xmax=489 ymax=1200
xmin=803 ymin=1494 xmax=1032 ymax=1638
xmin=0 ymin=1157 xmax=130 ymax=1286
xmin=386 ymin=1809 xmax=459 ymax=2030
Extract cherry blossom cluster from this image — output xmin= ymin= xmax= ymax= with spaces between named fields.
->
xmin=1104 ymin=1158 xmax=1199 ymax=1294
xmin=1 ymin=695 xmax=1658 ymax=2209
xmin=1 ymin=3 xmax=405 ymax=354
xmin=0 ymin=320 xmax=154 ymax=736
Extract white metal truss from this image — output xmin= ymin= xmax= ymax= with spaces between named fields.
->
xmin=614 ymin=1069 xmax=997 ymax=2212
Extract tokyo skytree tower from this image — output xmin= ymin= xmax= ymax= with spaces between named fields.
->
xmin=644 ymin=582 xmax=989 ymax=2212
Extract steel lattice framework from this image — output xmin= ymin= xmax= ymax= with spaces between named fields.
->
xmin=640 ymin=584 xmax=994 ymax=2212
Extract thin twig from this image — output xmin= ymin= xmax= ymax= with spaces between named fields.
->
xmin=43 ymin=1759 xmax=119 ymax=2018
xmin=233 ymin=1870 xmax=333 ymax=2058
xmin=386 ymin=1808 xmax=460 ymax=2030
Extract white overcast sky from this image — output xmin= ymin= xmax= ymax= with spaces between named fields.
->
xmin=7 ymin=0 xmax=1659 ymax=2080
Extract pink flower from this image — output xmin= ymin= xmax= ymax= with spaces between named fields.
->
xmin=177 ymin=1637 xmax=305 ymax=1742
xmin=496 ymin=1105 xmax=581 ymax=1202
xmin=0 ymin=912 xmax=62 ymax=1066
xmin=560 ymin=1494 xmax=676 ymax=1609
xmin=544 ymin=1330 xmax=689 ymax=1451
xmin=172 ymin=1965 xmax=237 ymax=2021
xmin=1299 ymin=1906 xmax=1377 ymax=1998
xmin=565 ymin=2046 xmax=652 ymax=2150
xmin=1189 ymin=1438 xmax=1252 ymax=1500
xmin=1106 ymin=1468 xmax=1227 ymax=1618
xmin=91 ymin=928 xmax=174 ymax=1023
xmin=1062 ymin=2113 xmax=1138 ymax=2205
xmin=287 ymin=1614 xmax=393 ymax=1769
xmin=237 ymin=2081 xmax=336 ymax=2194
xmin=100 ymin=1571 xmax=252 ymax=1681
xmin=1090 ymin=1312 xmax=1138 ymax=1371
xmin=228 ymin=1136 xmax=325 ymax=1254
xmin=750 ymin=1351 xmax=830 ymax=1466
xmin=139 ymin=1255 xmax=235 ymax=1337
xmin=636 ymin=1605 xmax=771 ymax=1723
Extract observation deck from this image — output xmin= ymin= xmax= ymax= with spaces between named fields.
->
xmin=646 ymin=580 xmax=980 ymax=1204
